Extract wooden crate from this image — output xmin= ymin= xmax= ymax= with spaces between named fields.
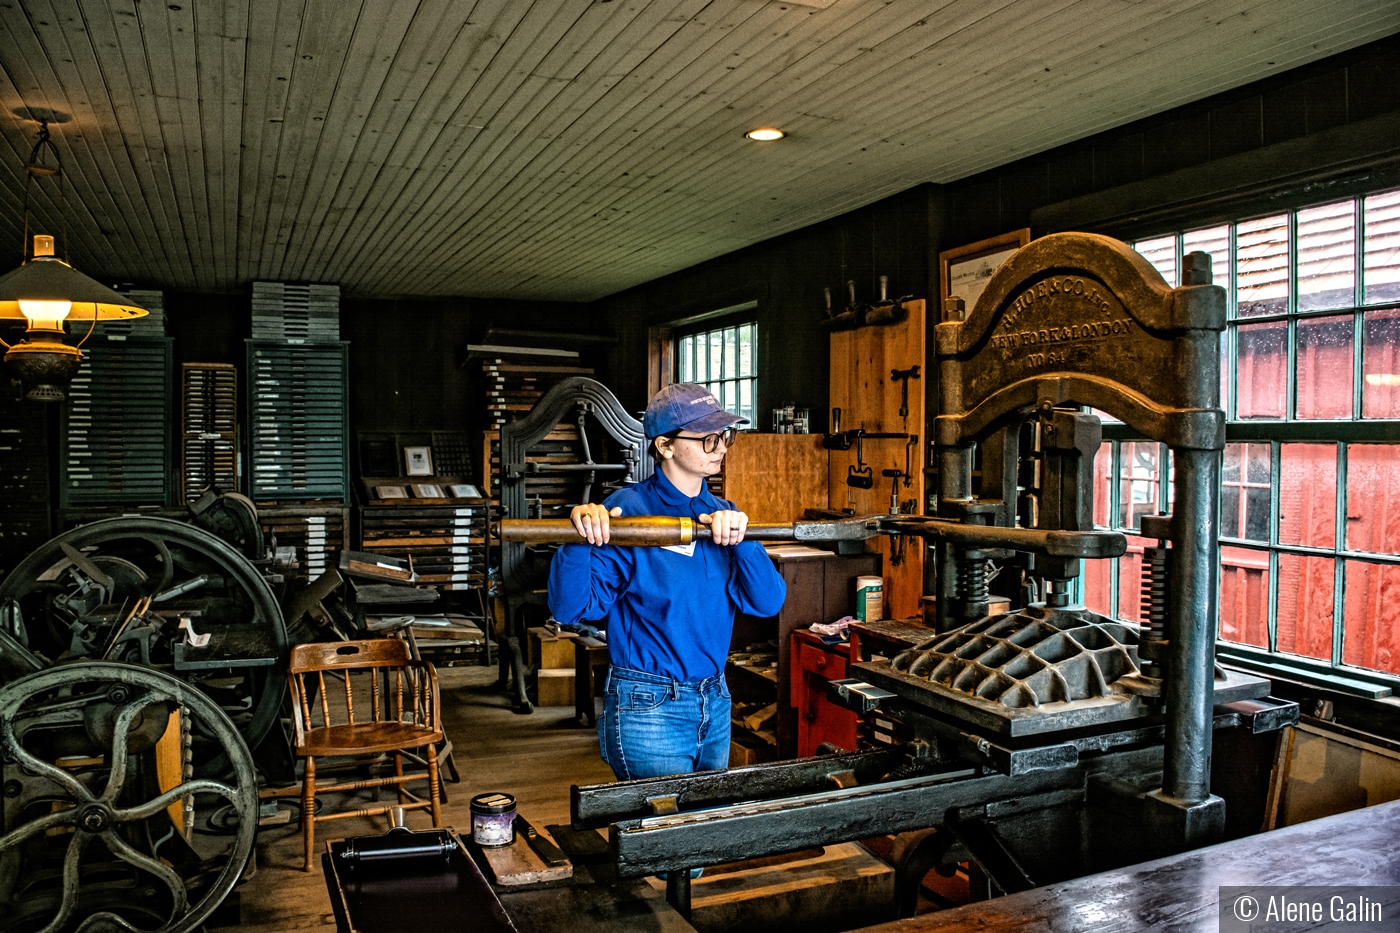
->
xmin=534 ymin=668 xmax=576 ymax=707
xmin=729 ymin=731 xmax=777 ymax=767
xmin=528 ymin=627 xmax=577 ymax=669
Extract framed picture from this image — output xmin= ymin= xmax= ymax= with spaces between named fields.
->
xmin=359 ymin=437 xmax=398 ymax=477
xmin=375 ymin=484 xmax=409 ymax=499
xmin=940 ymin=228 xmax=1031 ymax=313
xmin=412 ymin=483 xmax=444 ymax=499
xmin=404 ymin=446 xmax=434 ymax=476
xmin=447 ymin=484 xmax=481 ymax=498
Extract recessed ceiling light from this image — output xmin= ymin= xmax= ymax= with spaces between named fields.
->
xmin=744 ymin=128 xmax=786 ymax=141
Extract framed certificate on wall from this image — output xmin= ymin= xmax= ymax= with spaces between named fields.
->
xmin=940 ymin=228 xmax=1031 ymax=313
xmin=404 ymin=446 xmax=434 ymax=476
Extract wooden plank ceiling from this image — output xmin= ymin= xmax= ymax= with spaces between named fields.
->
xmin=0 ymin=0 xmax=1394 ymax=302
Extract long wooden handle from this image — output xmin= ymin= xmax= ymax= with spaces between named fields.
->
xmin=498 ymin=516 xmax=798 ymax=545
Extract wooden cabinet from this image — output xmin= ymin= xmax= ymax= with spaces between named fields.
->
xmin=715 ymin=433 xmax=827 ymax=522
xmin=790 ymin=629 xmax=858 ymax=757
xmin=728 ymin=548 xmax=881 ymax=758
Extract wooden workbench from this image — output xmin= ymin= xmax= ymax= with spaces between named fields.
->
xmin=858 ymin=798 xmax=1400 ymax=932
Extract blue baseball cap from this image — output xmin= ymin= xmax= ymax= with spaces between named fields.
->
xmin=643 ymin=383 xmax=750 ymax=439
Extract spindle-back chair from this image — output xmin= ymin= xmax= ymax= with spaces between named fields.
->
xmin=287 ymin=638 xmax=443 ymax=870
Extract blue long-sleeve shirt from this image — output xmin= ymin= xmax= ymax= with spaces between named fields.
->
xmin=547 ymin=468 xmax=788 ymax=682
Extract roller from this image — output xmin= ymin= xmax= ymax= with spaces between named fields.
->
xmin=336 ymin=827 xmax=459 ymax=876
xmin=497 ymin=515 xmax=880 ymax=546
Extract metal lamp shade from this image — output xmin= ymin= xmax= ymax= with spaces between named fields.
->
xmin=0 ymin=255 xmax=148 ymax=400
xmin=0 ymin=256 xmax=149 ymax=320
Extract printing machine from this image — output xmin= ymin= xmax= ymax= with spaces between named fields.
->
xmin=504 ymin=231 xmax=1302 ymax=921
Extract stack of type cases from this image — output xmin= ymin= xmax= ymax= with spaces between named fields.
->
xmin=246 ymin=282 xmax=347 ymax=501
xmin=485 ymin=423 xmax=591 ymax=519
xmin=479 ymin=355 xmax=596 ymax=518
xmin=245 ymin=341 xmax=349 ymax=500
xmin=60 ymin=335 xmax=171 ymax=506
xmin=180 ymin=363 xmax=237 ymax=503
xmin=481 ymin=358 xmax=593 ymax=429
xmin=260 ymin=507 xmax=347 ymax=579
xmin=359 ymin=501 xmax=488 ymax=590
xmin=251 ymin=282 xmax=340 ymax=342
xmin=0 ymin=398 xmax=51 ymax=577
xmin=99 ymin=289 xmax=167 ymax=338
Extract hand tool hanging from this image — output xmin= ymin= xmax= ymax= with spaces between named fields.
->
xmin=891 ymin=365 xmax=920 ymax=421
xmin=823 ymin=281 xmax=862 ymax=330
xmin=865 ymin=275 xmax=911 ymax=326
xmin=848 ymin=431 xmax=873 ymax=489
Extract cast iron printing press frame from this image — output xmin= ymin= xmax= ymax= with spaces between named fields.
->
xmin=499 ymin=233 xmax=1299 ymax=920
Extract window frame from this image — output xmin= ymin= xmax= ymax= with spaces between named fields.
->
xmin=672 ymin=306 xmax=760 ymax=431
xmin=1089 ymin=187 xmax=1400 ymax=694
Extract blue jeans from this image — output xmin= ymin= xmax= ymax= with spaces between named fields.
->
xmin=599 ymin=667 xmax=730 ymax=781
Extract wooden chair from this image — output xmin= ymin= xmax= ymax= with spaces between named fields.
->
xmin=288 ymin=638 xmax=443 ymax=870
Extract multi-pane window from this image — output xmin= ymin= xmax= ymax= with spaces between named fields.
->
xmin=676 ymin=322 xmax=758 ymax=428
xmin=1085 ymin=188 xmax=1400 ymax=683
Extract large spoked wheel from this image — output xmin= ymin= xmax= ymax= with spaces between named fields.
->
xmin=0 ymin=518 xmax=287 ymax=771
xmin=0 ymin=663 xmax=258 ymax=933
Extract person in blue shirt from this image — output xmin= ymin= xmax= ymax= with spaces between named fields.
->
xmin=548 ymin=383 xmax=788 ymax=780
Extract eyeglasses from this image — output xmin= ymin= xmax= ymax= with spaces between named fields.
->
xmin=668 ymin=427 xmax=739 ymax=453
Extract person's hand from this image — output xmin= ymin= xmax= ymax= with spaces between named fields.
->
xmin=570 ymin=503 xmax=622 ymax=545
xmin=699 ymin=509 xmax=748 ymax=546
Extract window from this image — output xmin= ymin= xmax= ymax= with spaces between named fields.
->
xmin=675 ymin=321 xmax=758 ymax=428
xmin=1086 ymin=188 xmax=1400 ymax=685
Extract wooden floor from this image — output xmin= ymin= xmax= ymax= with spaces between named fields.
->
xmin=214 ymin=663 xmax=617 ymax=933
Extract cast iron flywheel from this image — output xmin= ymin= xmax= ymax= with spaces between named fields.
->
xmin=0 ymin=517 xmax=288 ymax=769
xmin=0 ymin=662 xmax=258 ymax=933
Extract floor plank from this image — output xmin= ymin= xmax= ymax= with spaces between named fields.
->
xmin=213 ymin=663 xmax=615 ymax=933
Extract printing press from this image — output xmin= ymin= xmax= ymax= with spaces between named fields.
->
xmin=501 ymin=231 xmax=1301 ymax=921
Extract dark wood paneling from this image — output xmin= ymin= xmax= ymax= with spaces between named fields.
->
xmin=1033 ymin=109 xmax=1400 ymax=239
xmin=340 ymin=296 xmax=597 ymax=439
xmin=948 ymin=177 xmax=1001 ymax=247
xmin=165 ymin=292 xmax=249 ymax=369
xmin=342 ymin=298 xmax=474 ymax=434
xmin=1142 ymin=116 xmax=1210 ymax=178
xmin=1209 ymin=95 xmax=1263 ymax=160
xmin=1303 ymin=68 xmax=1349 ymax=133
xmin=1046 ymin=147 xmax=1096 ymax=205
xmin=1263 ymin=81 xmax=1309 ymax=147
xmin=999 ymin=162 xmax=1050 ymax=234
xmin=947 ymin=34 xmax=1400 ymax=248
xmin=1351 ymin=45 xmax=1400 ymax=122
xmin=1096 ymin=132 xmax=1145 ymax=190
xmin=598 ymin=187 xmax=931 ymax=431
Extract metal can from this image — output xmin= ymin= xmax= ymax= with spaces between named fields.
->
xmin=470 ymin=792 xmax=517 ymax=847
xmin=855 ymin=575 xmax=883 ymax=622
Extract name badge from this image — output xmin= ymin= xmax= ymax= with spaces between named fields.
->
xmin=662 ymin=541 xmax=697 ymax=557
